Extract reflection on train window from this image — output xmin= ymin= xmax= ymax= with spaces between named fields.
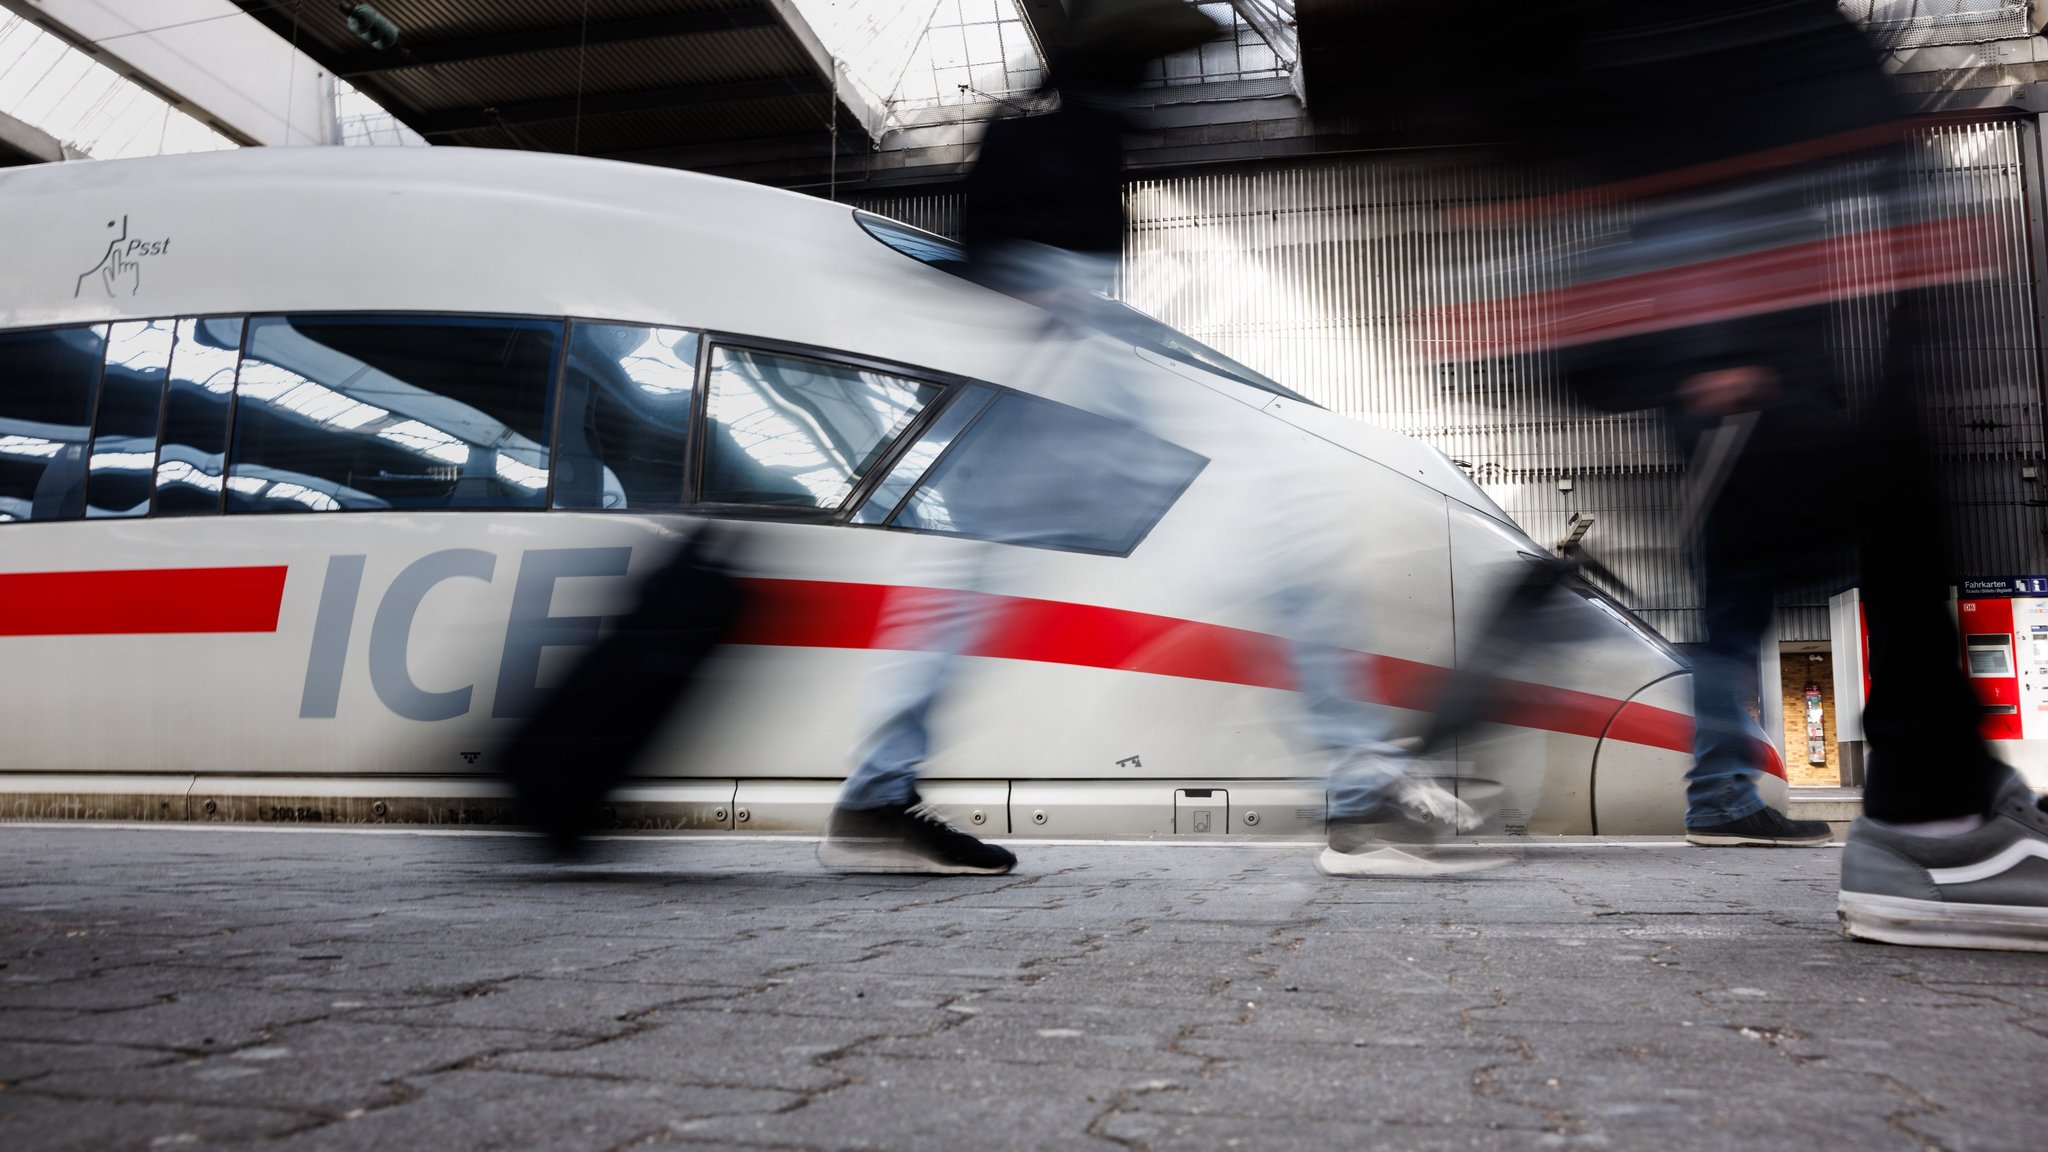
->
xmin=0 ymin=325 xmax=105 ymax=523
xmin=87 ymin=319 xmax=174 ymax=519
xmin=554 ymin=323 xmax=699 ymax=511
xmin=154 ymin=317 xmax=244 ymax=517
xmin=850 ymin=385 xmax=995 ymax=525
xmin=227 ymin=315 xmax=559 ymax=514
xmin=702 ymin=347 xmax=941 ymax=510
xmin=889 ymin=394 xmax=1206 ymax=555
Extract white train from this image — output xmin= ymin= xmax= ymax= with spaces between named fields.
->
xmin=0 ymin=147 xmax=1779 ymax=837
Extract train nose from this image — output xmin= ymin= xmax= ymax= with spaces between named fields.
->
xmin=1445 ymin=504 xmax=1730 ymax=836
xmin=1582 ymin=672 xmax=1789 ymax=835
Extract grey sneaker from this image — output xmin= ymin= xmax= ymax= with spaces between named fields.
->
xmin=1838 ymin=772 xmax=2048 ymax=951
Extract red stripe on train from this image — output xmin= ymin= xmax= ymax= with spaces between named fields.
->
xmin=732 ymin=579 xmax=1726 ymax=767
xmin=0 ymin=568 xmax=1748 ymax=772
xmin=0 ymin=566 xmax=289 ymax=636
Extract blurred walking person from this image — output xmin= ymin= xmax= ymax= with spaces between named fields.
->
xmin=822 ymin=0 xmax=1503 ymax=879
xmin=817 ymin=0 xmax=1219 ymax=874
xmin=1316 ymin=0 xmax=2048 ymax=945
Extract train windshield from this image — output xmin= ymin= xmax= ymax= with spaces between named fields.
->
xmin=1554 ymin=561 xmax=1683 ymax=663
xmin=854 ymin=211 xmax=1316 ymax=406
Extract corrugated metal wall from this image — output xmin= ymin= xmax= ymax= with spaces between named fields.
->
xmin=849 ymin=119 xmax=2047 ymax=644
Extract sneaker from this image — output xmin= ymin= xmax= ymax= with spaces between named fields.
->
xmin=1319 ymin=778 xmax=1508 ymax=879
xmin=1390 ymin=776 xmax=1484 ymax=833
xmin=1685 ymin=807 xmax=1831 ymax=847
xmin=1838 ymin=772 xmax=2048 ymax=951
xmin=1317 ymin=840 xmax=1512 ymax=878
xmin=817 ymin=795 xmax=1017 ymax=875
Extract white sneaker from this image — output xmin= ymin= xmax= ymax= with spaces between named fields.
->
xmin=1317 ymin=844 xmax=1511 ymax=878
xmin=1391 ymin=777 xmax=1483 ymax=833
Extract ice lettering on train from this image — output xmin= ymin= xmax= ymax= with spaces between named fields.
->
xmin=299 ymin=547 xmax=634 ymax=721
xmin=491 ymin=547 xmax=631 ymax=719
xmin=369 ymin=550 xmax=497 ymax=721
xmin=299 ymin=555 xmax=367 ymax=719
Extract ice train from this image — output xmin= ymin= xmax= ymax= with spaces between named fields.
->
xmin=0 ymin=148 xmax=1780 ymax=837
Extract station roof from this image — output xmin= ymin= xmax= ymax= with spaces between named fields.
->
xmin=227 ymin=1 xmax=1299 ymax=186
xmin=231 ymin=2 xmax=875 ymax=156
xmin=222 ymin=1 xmax=2041 ymax=192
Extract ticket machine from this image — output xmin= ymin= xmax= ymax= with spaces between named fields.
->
xmin=1956 ymin=576 xmax=2048 ymax=782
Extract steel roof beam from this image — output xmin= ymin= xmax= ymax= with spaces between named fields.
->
xmin=332 ymin=6 xmax=780 ymax=77
xmin=409 ymin=75 xmax=829 ymax=136
xmin=1011 ymin=0 xmax=1070 ymax=79
xmin=1227 ymin=1 xmax=1297 ymax=66
xmin=0 ymin=108 xmax=82 ymax=165
xmin=757 ymin=0 xmax=886 ymax=145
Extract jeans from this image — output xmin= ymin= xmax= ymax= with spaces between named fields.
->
xmin=840 ymin=243 xmax=1120 ymax=810
xmin=1677 ymin=395 xmax=1849 ymax=827
xmin=1684 ymin=554 xmax=1776 ymax=826
xmin=840 ymin=565 xmax=996 ymax=809
xmin=840 ymin=242 xmax=1408 ymax=815
xmin=1279 ymin=583 xmax=1407 ymax=820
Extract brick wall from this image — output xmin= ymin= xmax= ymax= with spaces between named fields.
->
xmin=1781 ymin=652 xmax=1839 ymax=788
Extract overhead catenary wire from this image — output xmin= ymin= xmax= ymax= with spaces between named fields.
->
xmin=570 ymin=0 xmax=588 ymax=157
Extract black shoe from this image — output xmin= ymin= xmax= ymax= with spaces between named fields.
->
xmin=1686 ymin=807 xmax=1831 ymax=847
xmin=817 ymin=795 xmax=1017 ymax=875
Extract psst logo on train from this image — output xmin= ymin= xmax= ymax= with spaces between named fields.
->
xmin=74 ymin=216 xmax=173 ymax=299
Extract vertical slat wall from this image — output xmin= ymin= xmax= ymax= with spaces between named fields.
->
xmin=1909 ymin=124 xmax=2045 ymax=581
xmin=848 ymin=193 xmax=962 ymax=241
xmin=849 ymin=120 xmax=2045 ymax=644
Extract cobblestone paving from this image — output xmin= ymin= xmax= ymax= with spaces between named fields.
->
xmin=2 ymin=826 xmax=2045 ymax=1151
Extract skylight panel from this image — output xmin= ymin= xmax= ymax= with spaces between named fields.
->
xmin=893 ymin=0 xmax=1045 ymax=111
xmin=0 ymin=14 xmax=233 ymax=159
xmin=1144 ymin=1 xmax=1291 ymax=88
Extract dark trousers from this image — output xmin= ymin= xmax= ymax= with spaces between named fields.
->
xmin=1852 ymin=297 xmax=2004 ymax=821
xmin=1674 ymin=293 xmax=2002 ymax=825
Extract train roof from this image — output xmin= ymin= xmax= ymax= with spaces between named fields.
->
xmin=0 ymin=146 xmax=1510 ymax=522
xmin=0 ymin=147 xmax=1013 ymax=362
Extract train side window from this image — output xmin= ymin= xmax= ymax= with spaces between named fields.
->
xmin=0 ymin=325 xmax=105 ymax=523
xmin=226 ymin=315 xmax=558 ymax=514
xmin=888 ymin=393 xmax=1207 ymax=556
xmin=553 ymin=323 xmax=699 ymax=511
xmin=701 ymin=346 xmax=941 ymax=511
xmin=849 ymin=385 xmax=995 ymax=525
xmin=86 ymin=320 xmax=175 ymax=519
xmin=154 ymin=317 xmax=244 ymax=517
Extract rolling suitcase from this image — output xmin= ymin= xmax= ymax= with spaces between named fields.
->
xmin=503 ymin=527 xmax=748 ymax=853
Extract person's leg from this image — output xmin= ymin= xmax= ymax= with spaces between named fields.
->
xmin=1836 ymin=294 xmax=2048 ymax=948
xmin=1290 ymin=602 xmax=1410 ymax=822
xmin=1672 ymin=397 xmax=1835 ymax=846
xmin=1684 ymin=569 xmax=1773 ymax=829
xmin=836 ymin=585 xmax=975 ymax=811
xmin=1852 ymin=293 xmax=2003 ymax=822
xmin=1281 ymin=582 xmax=1502 ymax=877
xmin=821 ymin=568 xmax=1016 ymax=875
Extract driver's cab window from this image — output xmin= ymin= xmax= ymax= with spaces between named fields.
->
xmin=700 ymin=346 xmax=939 ymax=512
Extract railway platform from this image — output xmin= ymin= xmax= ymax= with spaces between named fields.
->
xmin=2 ymin=824 xmax=2043 ymax=1151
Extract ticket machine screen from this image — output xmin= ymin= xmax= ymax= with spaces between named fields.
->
xmin=1967 ymin=633 xmax=2016 ymax=677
